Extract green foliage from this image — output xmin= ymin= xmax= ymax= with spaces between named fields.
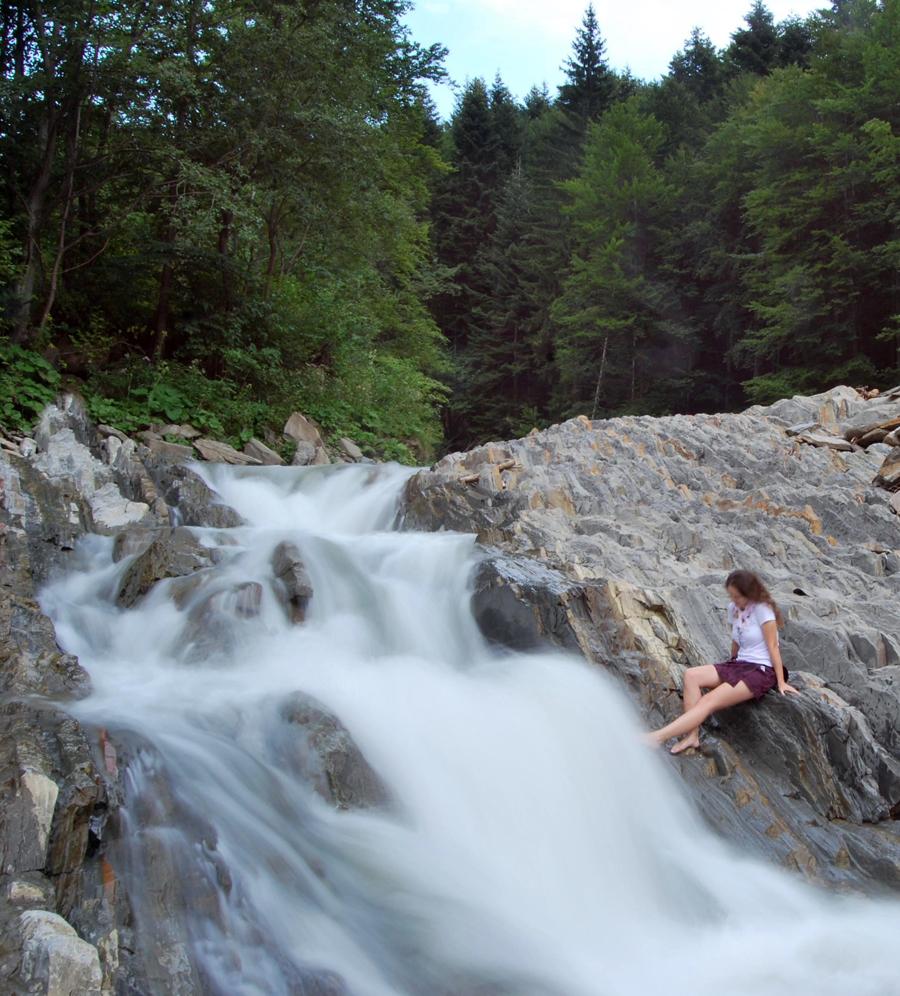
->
xmin=0 ymin=340 xmax=61 ymax=433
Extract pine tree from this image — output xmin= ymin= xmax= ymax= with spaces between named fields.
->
xmin=727 ymin=2 xmax=780 ymax=76
xmin=557 ymin=4 xmax=616 ymax=127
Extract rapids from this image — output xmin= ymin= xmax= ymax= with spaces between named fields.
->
xmin=40 ymin=462 xmax=899 ymax=996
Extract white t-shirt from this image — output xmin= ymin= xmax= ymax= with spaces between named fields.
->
xmin=727 ymin=601 xmax=778 ymax=667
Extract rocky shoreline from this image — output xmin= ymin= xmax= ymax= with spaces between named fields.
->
xmin=0 ymin=397 xmax=371 ymax=994
xmin=402 ymin=384 xmax=900 ymax=892
xmin=1 ymin=385 xmax=899 ymax=993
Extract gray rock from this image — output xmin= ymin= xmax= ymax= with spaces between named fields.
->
xmin=873 ymin=447 xmax=900 ymax=490
xmin=271 ymin=542 xmax=314 ymax=623
xmin=840 ymin=398 xmax=900 ymax=442
xmin=243 ymin=437 xmax=284 ymax=465
xmin=291 ymin=440 xmax=317 ymax=466
xmin=283 ymin=412 xmax=325 ymax=449
xmin=338 ymin=437 xmax=364 ymax=461
xmin=312 ymin=445 xmax=331 ymax=466
xmin=281 ymin=695 xmax=389 ymax=810
xmin=96 ymin=424 xmax=129 ymax=443
xmin=402 ymin=385 xmax=900 ymax=891
xmin=139 ymin=457 xmax=243 ymax=529
xmin=143 ymin=437 xmax=195 ymax=464
xmin=785 ymin=421 xmax=820 ymax=437
xmin=16 ymin=909 xmax=102 ymax=995
xmin=115 ymin=527 xmax=216 ymax=607
xmin=193 ymin=437 xmax=261 ymax=465
xmin=152 ymin=423 xmax=200 ymax=440
xmin=796 ymin=431 xmax=854 ymax=452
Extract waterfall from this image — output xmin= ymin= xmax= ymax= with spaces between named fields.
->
xmin=41 ymin=462 xmax=899 ymax=996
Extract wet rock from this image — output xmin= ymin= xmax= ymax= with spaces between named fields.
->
xmin=140 ymin=457 xmax=243 ymax=529
xmin=193 ymin=437 xmax=261 ymax=465
xmin=282 ymin=695 xmax=389 ymax=810
xmin=271 ymin=542 xmax=314 ymax=623
xmin=244 ymin=437 xmax=284 ymax=466
xmin=402 ymin=384 xmax=900 ymax=891
xmin=115 ymin=527 xmax=216 ymax=607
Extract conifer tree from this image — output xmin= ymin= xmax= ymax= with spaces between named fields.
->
xmin=727 ymin=2 xmax=780 ymax=76
xmin=557 ymin=4 xmax=616 ymax=127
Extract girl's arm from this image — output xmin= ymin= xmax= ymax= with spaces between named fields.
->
xmin=762 ymin=621 xmax=798 ymax=695
xmin=731 ymin=640 xmax=739 ymax=659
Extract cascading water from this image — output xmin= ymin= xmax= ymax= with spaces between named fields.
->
xmin=41 ymin=462 xmax=899 ymax=996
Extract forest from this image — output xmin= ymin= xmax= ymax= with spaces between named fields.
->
xmin=1 ymin=0 xmax=898 ymax=460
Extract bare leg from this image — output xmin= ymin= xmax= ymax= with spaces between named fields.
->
xmin=670 ymin=665 xmax=722 ymax=754
xmin=648 ymin=680 xmax=755 ymax=746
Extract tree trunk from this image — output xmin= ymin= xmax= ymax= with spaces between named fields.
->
xmin=591 ymin=334 xmax=609 ymax=420
xmin=38 ymin=102 xmax=83 ymax=333
xmin=10 ymin=113 xmax=59 ymax=343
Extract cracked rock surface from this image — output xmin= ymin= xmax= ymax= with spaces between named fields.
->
xmin=402 ymin=385 xmax=900 ymax=891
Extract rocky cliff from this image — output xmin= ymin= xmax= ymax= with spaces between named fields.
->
xmin=402 ymin=385 xmax=900 ymax=892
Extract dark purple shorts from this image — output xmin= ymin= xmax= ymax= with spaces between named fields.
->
xmin=713 ymin=659 xmax=788 ymax=701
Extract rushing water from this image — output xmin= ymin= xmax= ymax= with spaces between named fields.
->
xmin=41 ymin=463 xmax=899 ymax=996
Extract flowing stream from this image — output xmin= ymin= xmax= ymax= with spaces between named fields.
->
xmin=41 ymin=463 xmax=899 ymax=996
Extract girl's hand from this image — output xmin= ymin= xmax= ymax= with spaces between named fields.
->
xmin=778 ymin=682 xmax=800 ymax=695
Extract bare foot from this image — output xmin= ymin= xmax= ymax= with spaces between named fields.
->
xmin=669 ymin=734 xmax=701 ymax=755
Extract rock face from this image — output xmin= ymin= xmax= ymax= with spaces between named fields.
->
xmin=402 ymin=385 xmax=900 ymax=891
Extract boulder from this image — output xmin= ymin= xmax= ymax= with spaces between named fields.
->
xmin=283 ymin=412 xmax=325 ymax=449
xmin=291 ymin=440 xmax=317 ymax=466
xmin=243 ymin=437 xmax=284 ymax=466
xmin=193 ymin=437 xmax=261 ymax=465
xmin=311 ymin=444 xmax=331 ymax=466
xmin=338 ymin=437 xmax=364 ymax=461
xmin=14 ymin=910 xmax=103 ymax=996
xmin=271 ymin=542 xmax=314 ymax=623
xmin=139 ymin=457 xmax=243 ymax=529
xmin=143 ymin=437 xmax=195 ymax=464
xmin=115 ymin=527 xmax=217 ymax=607
xmin=402 ymin=384 xmax=900 ymax=891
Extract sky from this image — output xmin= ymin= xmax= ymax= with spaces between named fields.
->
xmin=401 ymin=0 xmax=827 ymax=120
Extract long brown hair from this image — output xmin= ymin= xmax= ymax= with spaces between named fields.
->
xmin=725 ymin=570 xmax=784 ymax=628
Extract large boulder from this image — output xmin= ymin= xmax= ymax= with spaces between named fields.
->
xmin=403 ymin=385 xmax=900 ymax=891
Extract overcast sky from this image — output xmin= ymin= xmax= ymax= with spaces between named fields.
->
xmin=402 ymin=1 xmax=827 ymax=119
